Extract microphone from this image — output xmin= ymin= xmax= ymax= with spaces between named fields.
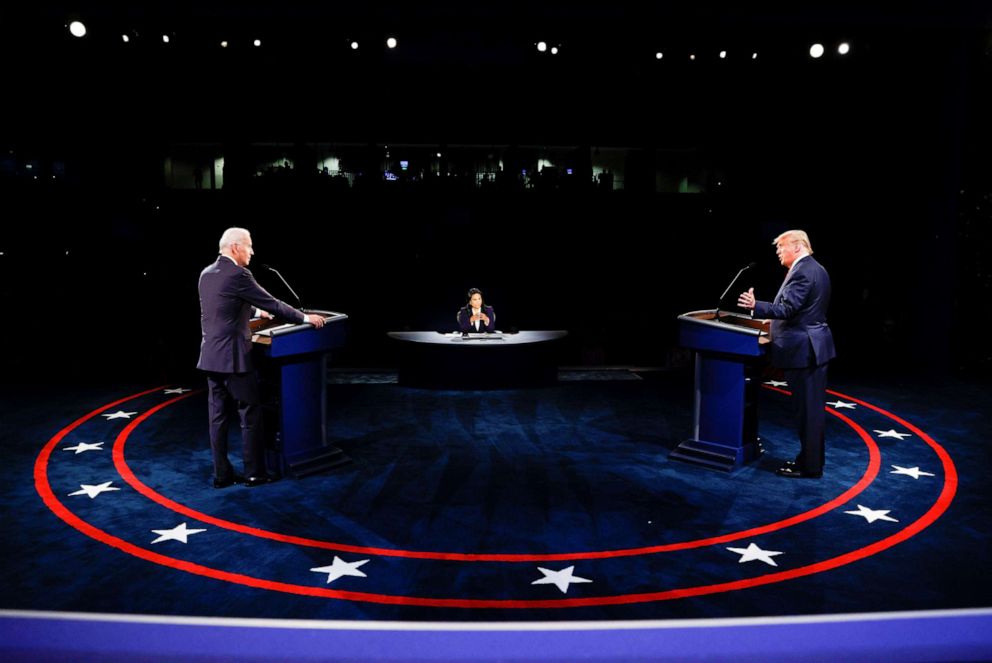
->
xmin=260 ymin=264 xmax=303 ymax=309
xmin=715 ymin=262 xmax=756 ymax=322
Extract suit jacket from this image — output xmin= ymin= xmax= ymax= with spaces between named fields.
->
xmin=457 ymin=305 xmax=496 ymax=332
xmin=753 ymin=255 xmax=836 ymax=369
xmin=196 ymin=257 xmax=306 ymax=374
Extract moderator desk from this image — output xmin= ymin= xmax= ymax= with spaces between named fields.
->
xmin=251 ymin=309 xmax=349 ymax=477
xmin=387 ymin=331 xmax=567 ymax=389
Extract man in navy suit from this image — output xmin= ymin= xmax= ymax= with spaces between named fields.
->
xmin=197 ymin=227 xmax=325 ymax=488
xmin=738 ymin=230 xmax=836 ymax=478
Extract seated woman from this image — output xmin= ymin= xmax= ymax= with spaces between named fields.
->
xmin=456 ymin=288 xmax=496 ymax=333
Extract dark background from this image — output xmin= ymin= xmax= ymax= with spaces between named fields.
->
xmin=1 ymin=1 xmax=990 ymax=384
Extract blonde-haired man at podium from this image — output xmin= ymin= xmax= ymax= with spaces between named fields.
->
xmin=738 ymin=229 xmax=836 ymax=478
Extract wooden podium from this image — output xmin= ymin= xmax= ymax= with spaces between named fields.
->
xmin=251 ymin=310 xmax=349 ymax=477
xmin=672 ymin=309 xmax=770 ymax=471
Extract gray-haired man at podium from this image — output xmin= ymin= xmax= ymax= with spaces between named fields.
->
xmin=738 ymin=229 xmax=836 ymax=479
xmin=197 ymin=227 xmax=325 ymax=489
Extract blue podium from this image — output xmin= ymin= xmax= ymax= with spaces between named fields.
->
xmin=672 ymin=309 xmax=770 ymax=471
xmin=251 ymin=310 xmax=349 ymax=478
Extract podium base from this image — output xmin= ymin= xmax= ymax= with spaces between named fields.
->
xmin=669 ymin=439 xmax=763 ymax=472
xmin=268 ymin=446 xmax=351 ymax=479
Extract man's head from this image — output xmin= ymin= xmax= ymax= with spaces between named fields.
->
xmin=219 ymin=227 xmax=254 ymax=267
xmin=773 ymin=230 xmax=813 ymax=269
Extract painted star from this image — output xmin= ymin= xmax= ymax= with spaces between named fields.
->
xmin=826 ymin=400 xmax=857 ymax=409
xmin=874 ymin=429 xmax=912 ymax=440
xmin=151 ymin=522 xmax=207 ymax=544
xmin=764 ymin=380 xmax=788 ymax=387
xmin=531 ymin=566 xmax=593 ymax=594
xmin=890 ymin=465 xmax=935 ymax=480
xmin=101 ymin=411 xmax=137 ymax=420
xmin=63 ymin=442 xmax=105 ymax=454
xmin=844 ymin=504 xmax=899 ymax=524
xmin=310 ymin=557 xmax=370 ymax=584
xmin=68 ymin=481 xmax=121 ymax=499
xmin=726 ymin=542 xmax=785 ymax=567
xmin=163 ymin=388 xmax=191 ymax=395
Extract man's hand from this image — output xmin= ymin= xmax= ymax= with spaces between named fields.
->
xmin=305 ymin=313 xmax=326 ymax=328
xmin=737 ymin=287 xmax=755 ymax=310
xmin=259 ymin=310 xmax=274 ymax=320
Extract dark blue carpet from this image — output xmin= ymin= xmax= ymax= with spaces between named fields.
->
xmin=1 ymin=371 xmax=990 ymax=625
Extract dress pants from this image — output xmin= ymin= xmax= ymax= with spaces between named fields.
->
xmin=783 ymin=363 xmax=829 ymax=474
xmin=205 ymin=371 xmax=263 ymax=479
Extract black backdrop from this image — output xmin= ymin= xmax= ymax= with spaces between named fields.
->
xmin=1 ymin=2 xmax=989 ymax=384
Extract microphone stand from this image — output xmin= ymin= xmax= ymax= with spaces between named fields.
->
xmin=715 ymin=262 xmax=755 ymax=323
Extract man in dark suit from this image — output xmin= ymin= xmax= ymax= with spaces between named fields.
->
xmin=738 ymin=230 xmax=836 ymax=478
xmin=197 ymin=227 xmax=325 ymax=488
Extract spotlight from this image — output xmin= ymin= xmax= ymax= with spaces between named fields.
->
xmin=162 ymin=34 xmax=170 ymax=44
xmin=689 ymin=53 xmax=696 ymax=60
xmin=655 ymin=52 xmax=663 ymax=60
xmin=838 ymin=42 xmax=851 ymax=55
xmin=220 ymin=40 xmax=228 ymax=48
xmin=386 ymin=37 xmax=397 ymax=49
xmin=350 ymin=41 xmax=359 ymax=50
xmin=809 ymin=43 xmax=824 ymax=58
xmin=537 ymin=41 xmax=547 ymax=52
xmin=121 ymin=34 xmax=130 ymax=43
xmin=719 ymin=50 xmax=726 ymax=59
xmin=752 ymin=52 xmax=758 ymax=60
xmin=253 ymin=39 xmax=261 ymax=47
xmin=550 ymin=46 xmax=558 ymax=55
xmin=68 ymin=21 xmax=87 ymax=38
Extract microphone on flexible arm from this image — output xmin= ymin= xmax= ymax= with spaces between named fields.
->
xmin=715 ymin=262 xmax=756 ymax=323
xmin=260 ymin=264 xmax=304 ymax=310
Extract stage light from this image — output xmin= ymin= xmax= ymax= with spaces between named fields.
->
xmin=655 ymin=52 xmax=663 ymax=60
xmin=122 ymin=34 xmax=130 ymax=43
xmin=689 ymin=53 xmax=696 ymax=60
xmin=350 ymin=41 xmax=359 ymax=50
xmin=537 ymin=41 xmax=547 ymax=52
xmin=69 ymin=21 xmax=87 ymax=38
xmin=253 ymin=39 xmax=261 ymax=47
xmin=550 ymin=46 xmax=558 ymax=55
xmin=220 ymin=40 xmax=228 ymax=48
xmin=436 ymin=152 xmax=442 ymax=158
xmin=719 ymin=50 xmax=727 ymax=59
xmin=809 ymin=43 xmax=824 ymax=58
xmin=386 ymin=37 xmax=397 ymax=49
xmin=162 ymin=34 xmax=170 ymax=44
xmin=752 ymin=52 xmax=758 ymax=59
xmin=838 ymin=42 xmax=851 ymax=55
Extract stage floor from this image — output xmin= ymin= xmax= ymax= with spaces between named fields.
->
xmin=2 ymin=369 xmax=990 ymax=659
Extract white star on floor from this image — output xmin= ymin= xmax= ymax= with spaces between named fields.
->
xmin=63 ymin=442 xmax=105 ymax=454
xmin=890 ymin=465 xmax=935 ymax=480
xmin=826 ymin=400 xmax=857 ymax=409
xmin=310 ymin=557 xmax=370 ymax=584
xmin=874 ymin=429 xmax=912 ymax=440
xmin=151 ymin=522 xmax=206 ymax=544
xmin=726 ymin=542 xmax=785 ymax=567
xmin=101 ymin=411 xmax=137 ymax=420
xmin=844 ymin=504 xmax=899 ymax=524
xmin=531 ymin=566 xmax=593 ymax=594
xmin=163 ymin=388 xmax=191 ymax=395
xmin=764 ymin=380 xmax=788 ymax=387
xmin=68 ymin=481 xmax=121 ymax=499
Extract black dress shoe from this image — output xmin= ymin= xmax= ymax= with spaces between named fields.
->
xmin=212 ymin=474 xmax=244 ymax=489
xmin=776 ymin=465 xmax=822 ymax=479
xmin=244 ymin=475 xmax=272 ymax=487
